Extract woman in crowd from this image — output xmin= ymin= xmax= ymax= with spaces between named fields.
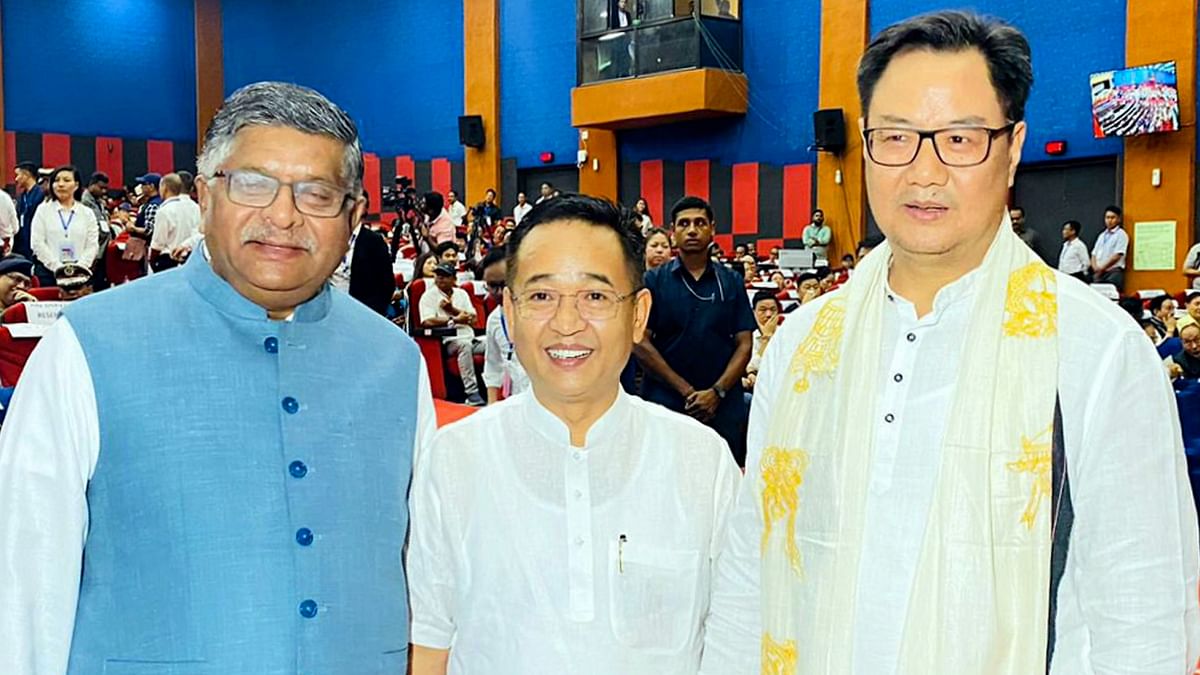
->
xmin=644 ymin=227 xmax=672 ymax=269
xmin=31 ymin=165 xmax=99 ymax=287
xmin=743 ymin=290 xmax=782 ymax=400
xmin=633 ymin=197 xmax=654 ymax=234
xmin=412 ymin=251 xmax=438 ymax=282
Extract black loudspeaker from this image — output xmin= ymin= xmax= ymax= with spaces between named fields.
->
xmin=813 ymin=108 xmax=846 ymax=154
xmin=458 ymin=115 xmax=485 ymax=148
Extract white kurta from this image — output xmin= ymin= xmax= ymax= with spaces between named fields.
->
xmin=30 ymin=201 xmax=99 ymax=271
xmin=482 ymin=308 xmax=529 ymax=396
xmin=0 ymin=318 xmax=438 ymax=675
xmin=148 ymin=195 xmax=202 ymax=253
xmin=409 ymin=389 xmax=740 ymax=674
xmin=701 ymin=269 xmax=1200 ymax=674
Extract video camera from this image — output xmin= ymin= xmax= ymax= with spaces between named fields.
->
xmin=381 ymin=175 xmax=417 ymax=214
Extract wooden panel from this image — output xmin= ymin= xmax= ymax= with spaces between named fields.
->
xmin=816 ymin=0 xmax=868 ymax=262
xmin=572 ymin=69 xmax=748 ymax=130
xmin=464 ymin=0 xmax=501 ymax=202
xmin=1123 ymin=0 xmax=1197 ymax=293
xmin=195 ymin=0 xmax=224 ymax=148
xmin=578 ymin=128 xmax=618 ymax=201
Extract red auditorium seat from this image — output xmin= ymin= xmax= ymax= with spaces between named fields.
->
xmin=434 ymin=398 xmax=479 ymax=427
xmin=406 ymin=278 xmax=486 ymax=402
xmin=459 ymin=282 xmax=487 ymax=330
xmin=3 ymin=303 xmax=29 ymax=324
xmin=106 ymin=239 xmax=146 ymax=285
xmin=28 ymin=287 xmax=62 ymax=301
xmin=0 ymin=327 xmax=39 ymax=386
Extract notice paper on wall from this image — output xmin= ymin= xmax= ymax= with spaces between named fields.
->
xmin=1133 ymin=220 xmax=1177 ymax=271
xmin=25 ymin=301 xmax=68 ymax=325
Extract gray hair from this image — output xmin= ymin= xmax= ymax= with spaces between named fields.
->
xmin=196 ymin=81 xmax=364 ymax=196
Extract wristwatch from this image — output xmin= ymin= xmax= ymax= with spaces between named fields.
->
xmin=712 ymin=384 xmax=727 ymax=399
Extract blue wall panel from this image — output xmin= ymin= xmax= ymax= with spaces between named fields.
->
xmin=500 ymin=0 xmax=578 ymax=168
xmin=3 ymin=0 xmax=197 ymax=140
xmin=620 ymin=1 xmax=823 ymax=165
xmin=223 ymin=0 xmax=464 ymax=160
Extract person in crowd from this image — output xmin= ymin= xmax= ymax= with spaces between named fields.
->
xmin=29 ymin=165 xmax=99 ymax=287
xmin=734 ymin=244 xmax=747 ymax=259
xmin=701 ymin=12 xmax=1199 ymax=674
xmin=740 ymin=254 xmax=758 ymax=282
xmin=768 ymin=270 xmax=791 ymax=291
xmin=0 ymin=81 xmax=435 ymax=674
xmin=815 ymin=265 xmax=835 ymax=293
xmin=794 ymin=270 xmax=821 ymax=304
xmin=1057 ymin=219 xmax=1090 ymax=282
xmin=420 ymin=263 xmax=485 ymax=406
xmin=1187 ymin=291 xmax=1200 ymax=324
xmin=422 ymin=192 xmax=455 ymax=249
xmin=768 ymin=247 xmax=780 ymax=265
xmin=743 ymin=290 xmax=781 ymax=395
xmin=535 ymin=181 xmax=557 ymax=204
xmin=478 ymin=246 xmax=528 ymax=404
xmin=633 ymin=196 xmax=654 ymax=234
xmin=0 ymin=255 xmax=36 ymax=311
xmin=857 ymin=234 xmax=883 ymax=261
xmin=148 ymin=173 xmax=202 ymax=272
xmin=1166 ymin=317 xmax=1200 ymax=384
xmin=55 ymin=263 xmax=93 ymax=301
xmin=1148 ymin=294 xmax=1179 ymax=344
xmin=122 ymin=173 xmax=163 ymax=273
xmin=490 ymin=222 xmax=511 ymax=249
xmin=446 ymin=189 xmax=467 ymax=228
xmin=1183 ymin=237 xmax=1200 ymax=290
xmin=0 ymin=181 xmax=18 ymax=255
xmin=411 ymin=251 xmax=439 ymax=283
xmin=334 ymin=205 xmax=394 ymax=316
xmin=634 ymin=195 xmax=755 ymax=465
xmin=12 ymin=161 xmax=42 ymax=259
xmin=835 ymin=252 xmax=856 ymax=284
xmin=435 ymin=241 xmax=460 ymax=267
xmin=802 ymin=208 xmax=832 ymax=261
xmin=644 ymin=226 xmax=672 ymax=269
xmin=513 ymin=191 xmax=532 ymax=224
xmin=1009 ymin=205 xmax=1040 ymax=255
xmin=80 ymin=172 xmax=114 ymax=289
xmin=81 ymin=172 xmax=109 ymax=226
xmin=1091 ymin=204 xmax=1129 ymax=291
xmin=408 ymin=194 xmax=739 ymax=674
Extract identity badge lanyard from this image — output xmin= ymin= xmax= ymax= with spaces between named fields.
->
xmin=338 ymin=229 xmax=359 ymax=278
xmin=500 ymin=312 xmax=514 ymax=398
xmin=58 ymin=208 xmax=77 ymax=262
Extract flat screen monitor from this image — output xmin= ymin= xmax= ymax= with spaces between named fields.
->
xmin=777 ymin=249 xmax=817 ymax=270
xmin=1090 ymin=61 xmax=1179 ymax=138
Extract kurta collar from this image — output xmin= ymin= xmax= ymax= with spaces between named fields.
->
xmin=183 ymin=244 xmax=332 ymax=322
xmin=525 ymin=386 xmax=630 ymax=449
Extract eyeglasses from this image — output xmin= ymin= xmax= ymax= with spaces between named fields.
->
xmin=511 ymin=288 xmax=639 ymax=321
xmin=212 ymin=170 xmax=351 ymax=217
xmin=862 ymin=124 xmax=1016 ymax=167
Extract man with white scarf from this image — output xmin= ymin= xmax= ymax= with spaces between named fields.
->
xmin=701 ymin=10 xmax=1200 ymax=674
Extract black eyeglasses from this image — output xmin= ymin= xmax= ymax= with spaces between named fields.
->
xmin=862 ymin=124 xmax=1016 ymax=167
xmin=211 ymin=169 xmax=352 ymax=217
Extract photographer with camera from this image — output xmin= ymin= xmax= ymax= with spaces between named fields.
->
xmin=381 ymin=175 xmax=420 ymax=258
xmin=422 ymin=191 xmax=456 ymax=253
xmin=467 ymin=188 xmax=502 ymax=257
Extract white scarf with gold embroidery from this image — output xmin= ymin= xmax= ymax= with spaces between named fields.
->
xmin=759 ymin=218 xmax=1059 ymax=674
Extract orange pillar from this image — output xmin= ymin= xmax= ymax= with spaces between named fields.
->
xmin=464 ymin=0 xmax=501 ymax=202
xmin=816 ymin=0 xmax=869 ymax=263
xmin=1122 ymin=0 xmax=1197 ymax=293
xmin=578 ymin=128 xmax=618 ymax=200
xmin=194 ymin=0 xmax=224 ymax=145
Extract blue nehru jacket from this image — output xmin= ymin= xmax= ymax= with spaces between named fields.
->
xmin=61 ymin=251 xmax=421 ymax=673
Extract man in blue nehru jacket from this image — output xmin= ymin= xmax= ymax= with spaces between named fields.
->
xmin=0 ymin=82 xmax=435 ymax=673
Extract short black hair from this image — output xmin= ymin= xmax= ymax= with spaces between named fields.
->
xmin=644 ymin=226 xmax=670 ymax=244
xmin=1062 ymin=220 xmax=1081 ymax=235
xmin=435 ymin=240 xmax=460 ymax=257
xmin=1010 ymin=205 xmax=1024 ymax=215
xmin=1149 ymin=294 xmax=1175 ymax=314
xmin=48 ymin=165 xmax=84 ymax=202
xmin=478 ymin=245 xmax=507 ymax=274
xmin=842 ymin=253 xmax=855 ymax=262
xmin=858 ymin=10 xmax=1033 ymax=124
xmin=815 ymin=265 xmax=833 ymax=280
xmin=669 ymin=195 xmax=714 ymax=224
xmin=506 ymin=193 xmax=645 ymax=290
xmin=88 ymin=171 xmax=110 ymax=186
xmin=813 ymin=208 xmax=824 ymax=216
xmin=14 ymin=161 xmax=36 ymax=177
xmin=752 ymin=290 xmax=781 ymax=311
xmin=176 ymin=170 xmax=194 ymax=194
xmin=1105 ymin=205 xmax=1123 ymax=217
xmin=1187 ymin=291 xmax=1200 ymax=305
xmin=797 ymin=271 xmax=820 ymax=284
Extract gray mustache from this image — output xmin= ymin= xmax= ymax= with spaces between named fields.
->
xmin=239 ymin=222 xmax=317 ymax=253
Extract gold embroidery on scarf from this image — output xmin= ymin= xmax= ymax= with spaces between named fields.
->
xmin=1006 ymin=425 xmax=1054 ymax=530
xmin=789 ymin=298 xmax=846 ymax=392
xmin=761 ymin=447 xmax=809 ymax=575
xmin=1002 ymin=263 xmax=1057 ymax=339
xmin=762 ymin=632 xmax=798 ymax=675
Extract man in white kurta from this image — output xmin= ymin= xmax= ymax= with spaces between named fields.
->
xmin=409 ymin=194 xmax=740 ymax=675
xmin=701 ymin=10 xmax=1199 ymax=674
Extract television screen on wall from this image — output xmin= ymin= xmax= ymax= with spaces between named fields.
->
xmin=1090 ymin=61 xmax=1180 ymax=138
